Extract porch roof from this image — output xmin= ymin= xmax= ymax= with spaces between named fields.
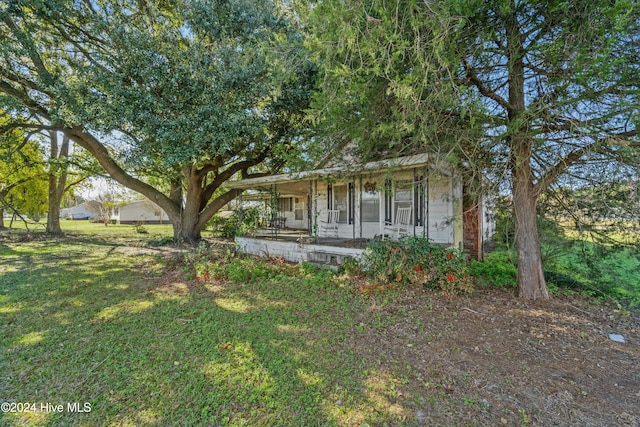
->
xmin=224 ymin=153 xmax=441 ymax=190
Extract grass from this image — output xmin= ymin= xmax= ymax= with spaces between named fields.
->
xmin=0 ymin=234 xmax=414 ymax=426
xmin=2 ymin=219 xmax=174 ymax=238
xmin=1 ymin=222 xmax=638 ymax=425
xmin=472 ymin=244 xmax=640 ymax=304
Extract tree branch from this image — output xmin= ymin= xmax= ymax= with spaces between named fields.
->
xmin=0 ymin=81 xmax=52 ymax=119
xmin=196 ymin=189 xmax=241 ymax=231
xmin=64 ymin=127 xmax=181 ymax=219
xmin=200 ymin=149 xmax=271 ymax=204
xmin=463 ymin=59 xmax=511 ymax=112
xmin=2 ymin=16 xmax=54 ymax=85
xmin=533 ymin=130 xmax=639 ymax=197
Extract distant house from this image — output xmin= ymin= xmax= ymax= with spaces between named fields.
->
xmin=224 ymin=152 xmax=495 ymax=264
xmin=60 ymin=203 xmax=98 ymax=220
xmin=111 ymin=200 xmax=169 ymax=224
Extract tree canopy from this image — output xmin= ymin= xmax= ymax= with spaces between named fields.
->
xmin=307 ymin=0 xmax=640 ymax=298
xmin=0 ymin=116 xmax=48 ymax=226
xmin=0 ymin=0 xmax=314 ymax=241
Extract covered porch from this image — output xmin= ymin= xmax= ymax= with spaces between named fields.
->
xmin=225 ymin=154 xmax=464 ymax=266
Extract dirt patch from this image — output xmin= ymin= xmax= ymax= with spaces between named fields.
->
xmin=346 ymin=285 xmax=639 ymax=426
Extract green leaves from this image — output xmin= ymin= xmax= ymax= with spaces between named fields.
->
xmin=1 ymin=0 xmax=315 ymax=239
xmin=0 ymin=121 xmax=48 ymax=218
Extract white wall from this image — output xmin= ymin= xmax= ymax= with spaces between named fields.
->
xmin=427 ymin=175 xmax=455 ymax=244
xmin=119 ymin=201 xmax=169 ymax=223
xmin=311 ymin=171 xmax=458 ymax=244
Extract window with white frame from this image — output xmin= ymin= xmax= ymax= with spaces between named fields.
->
xmin=361 ymin=184 xmax=380 ymax=222
xmin=333 ymin=185 xmax=348 ymax=223
xmin=394 ymin=180 xmax=413 ymax=225
xmin=277 ymin=197 xmax=293 ymax=212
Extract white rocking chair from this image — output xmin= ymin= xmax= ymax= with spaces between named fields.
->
xmin=384 ymin=207 xmax=411 ymax=239
xmin=320 ymin=210 xmax=340 ymax=238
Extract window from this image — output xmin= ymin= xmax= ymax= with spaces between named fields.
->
xmin=394 ymin=181 xmax=413 ymax=225
xmin=415 ymin=175 xmax=425 ymax=226
xmin=384 ymin=179 xmax=393 ymax=224
xmin=278 ymin=197 xmax=293 ymax=212
xmin=348 ymin=182 xmax=355 ymax=224
xmin=361 ymin=187 xmax=380 ymax=222
xmin=334 ymin=185 xmax=348 ymax=223
xmin=294 ymin=198 xmax=304 ymax=220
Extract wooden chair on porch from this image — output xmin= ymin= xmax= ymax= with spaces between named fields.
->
xmin=320 ymin=210 xmax=340 ymax=238
xmin=384 ymin=207 xmax=411 ymax=239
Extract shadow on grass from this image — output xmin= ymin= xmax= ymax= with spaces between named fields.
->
xmin=0 ymin=238 xmax=408 ymax=426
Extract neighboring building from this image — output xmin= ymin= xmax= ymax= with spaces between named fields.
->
xmin=60 ymin=203 xmax=98 ymax=220
xmin=111 ymin=199 xmax=169 ymax=224
xmin=224 ymin=153 xmax=494 ymax=264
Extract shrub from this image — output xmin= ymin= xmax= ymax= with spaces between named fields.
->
xmin=134 ymin=221 xmax=149 ymax=234
xmin=207 ymin=215 xmax=238 ymax=238
xmin=469 ymin=251 xmax=517 ymax=288
xmin=358 ymin=237 xmax=473 ymax=296
xmin=543 ymin=270 xmax=588 ymax=290
xmin=207 ymin=208 xmax=260 ymax=238
xmin=183 ymin=242 xmax=292 ymax=283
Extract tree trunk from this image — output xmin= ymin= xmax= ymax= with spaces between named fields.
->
xmin=46 ymin=133 xmax=68 ymax=235
xmin=175 ymin=192 xmax=202 ymax=243
xmin=504 ymin=7 xmax=549 ymax=299
xmin=0 ymin=207 xmax=5 ymax=229
xmin=46 ymin=180 xmax=63 ymax=234
xmin=46 ymin=168 xmax=66 ymax=234
xmin=170 ymin=169 xmax=204 ymax=244
xmin=173 ymin=213 xmax=202 ymax=244
xmin=512 ymin=182 xmax=549 ymax=299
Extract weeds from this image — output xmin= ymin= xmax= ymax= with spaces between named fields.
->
xmin=356 ymin=237 xmax=474 ymax=296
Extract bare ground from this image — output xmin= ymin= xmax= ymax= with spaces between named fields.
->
xmin=347 ymin=284 xmax=640 ymax=426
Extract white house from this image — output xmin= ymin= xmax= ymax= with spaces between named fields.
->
xmin=224 ymin=153 xmax=494 ymax=265
xmin=111 ymin=199 xmax=169 ymax=224
xmin=60 ymin=203 xmax=98 ymax=220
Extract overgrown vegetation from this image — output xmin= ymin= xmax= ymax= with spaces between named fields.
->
xmin=206 ymin=208 xmax=261 ymax=238
xmin=477 ymin=201 xmax=640 ymax=306
xmin=356 ymin=237 xmax=473 ymax=297
xmin=183 ymin=242 xmax=336 ymax=288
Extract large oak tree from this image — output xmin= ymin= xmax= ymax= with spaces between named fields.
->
xmin=307 ymin=0 xmax=640 ymax=298
xmin=0 ymin=0 xmax=313 ymax=242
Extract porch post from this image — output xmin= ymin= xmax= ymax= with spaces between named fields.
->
xmin=313 ymin=179 xmax=318 ymax=242
xmin=425 ymin=169 xmax=429 ymax=240
xmin=413 ymin=168 xmax=417 ymax=237
xmin=238 ymin=190 xmax=244 ymax=228
xmin=351 ymin=178 xmax=356 ymax=242
xmin=308 ymin=180 xmax=313 ymax=235
xmin=359 ymin=176 xmax=363 ymax=239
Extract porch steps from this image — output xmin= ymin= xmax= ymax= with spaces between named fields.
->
xmin=307 ymin=250 xmax=353 ymax=271
xmin=306 ymin=250 xmax=353 ymax=271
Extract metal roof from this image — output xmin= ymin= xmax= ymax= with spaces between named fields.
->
xmin=223 ymin=153 xmax=440 ymax=190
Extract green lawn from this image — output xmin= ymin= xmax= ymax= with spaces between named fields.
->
xmin=1 ymin=227 xmax=638 ymax=426
xmin=0 ymin=234 xmax=399 ymax=426
xmin=2 ymin=219 xmax=174 ymax=238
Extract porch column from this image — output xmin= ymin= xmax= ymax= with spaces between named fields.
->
xmin=308 ymin=180 xmax=313 ymax=235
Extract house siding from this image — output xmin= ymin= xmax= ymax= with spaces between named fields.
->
xmin=311 ymin=171 xmax=460 ymax=245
